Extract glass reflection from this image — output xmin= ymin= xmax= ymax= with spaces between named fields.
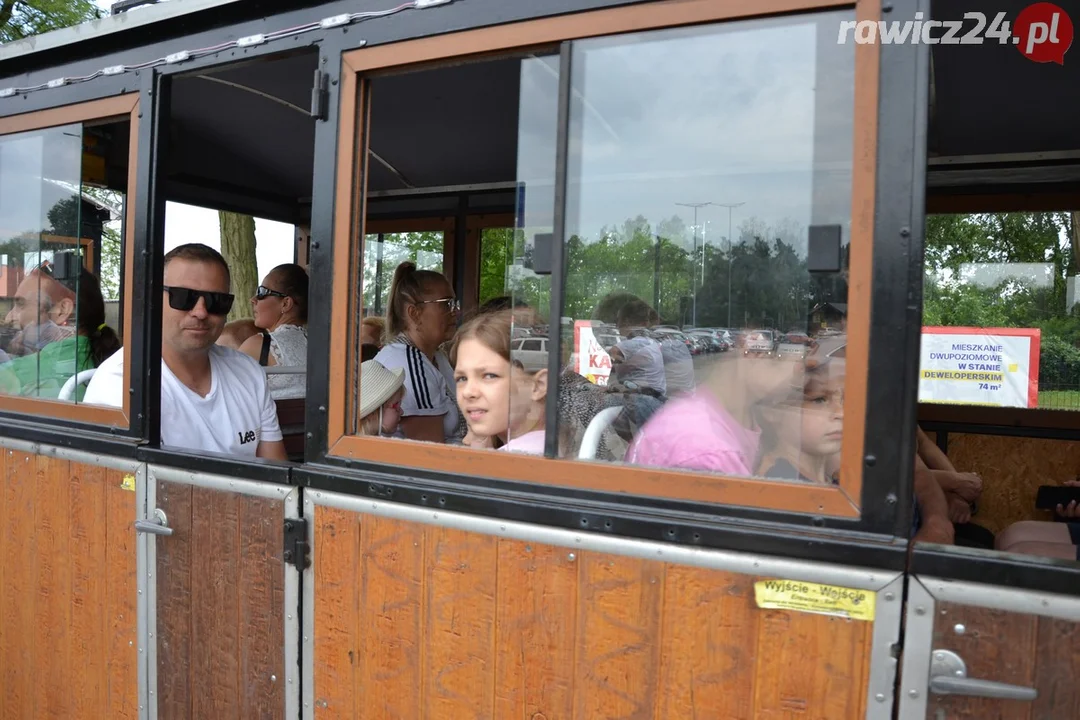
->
xmin=558 ymin=12 xmax=854 ymax=482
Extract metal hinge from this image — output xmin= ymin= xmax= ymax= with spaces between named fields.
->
xmin=283 ymin=518 xmax=311 ymax=569
xmin=310 ymin=69 xmax=329 ymax=121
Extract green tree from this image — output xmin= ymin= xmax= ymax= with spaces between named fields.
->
xmin=0 ymin=0 xmax=102 ymax=43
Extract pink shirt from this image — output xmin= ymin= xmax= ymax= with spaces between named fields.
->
xmin=499 ymin=430 xmax=546 ymax=455
xmin=625 ymin=392 xmax=760 ymax=475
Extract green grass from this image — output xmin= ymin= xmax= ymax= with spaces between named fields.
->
xmin=1039 ymin=390 xmax=1080 ymax=410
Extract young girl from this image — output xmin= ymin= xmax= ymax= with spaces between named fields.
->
xmin=358 ymin=360 xmax=406 ymax=436
xmin=450 ymin=310 xmax=548 ymax=455
xmin=754 ymin=358 xmax=844 ymax=484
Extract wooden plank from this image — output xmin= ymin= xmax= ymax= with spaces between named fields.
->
xmin=105 ymin=467 xmax=139 ymax=719
xmin=752 ymin=608 xmax=872 ymax=719
xmin=658 ymin=567 xmax=758 ymax=719
xmin=190 ymin=486 xmax=241 ymax=718
xmin=237 ymin=494 xmax=285 ymax=720
xmin=357 ymin=515 xmax=424 ymax=720
xmin=573 ymin=553 xmax=663 ymax=720
xmin=313 ymin=506 xmax=360 ymax=718
xmin=1032 ymin=616 xmax=1080 ymax=720
xmin=68 ymin=462 xmax=109 ymax=719
xmin=423 ymin=525 xmax=498 ymax=719
xmin=929 ymin=603 xmax=1038 ymax=720
xmin=0 ymin=450 xmax=31 ymax=719
xmin=493 ymin=539 xmax=577 ymax=719
xmin=156 ymin=479 xmax=194 ymax=719
xmin=33 ymin=454 xmax=71 ymax=719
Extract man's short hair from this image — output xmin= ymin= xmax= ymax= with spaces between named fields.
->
xmin=164 ymin=243 xmax=231 ymax=285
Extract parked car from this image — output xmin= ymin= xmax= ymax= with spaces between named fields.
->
xmin=510 ymin=336 xmax=549 ymax=372
xmin=743 ymin=330 xmax=776 ymax=356
xmin=776 ymin=341 xmax=809 ymax=361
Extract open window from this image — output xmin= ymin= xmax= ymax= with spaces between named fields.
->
xmin=0 ymin=95 xmax=138 ymax=427
xmin=329 ymin=0 xmax=882 ymax=518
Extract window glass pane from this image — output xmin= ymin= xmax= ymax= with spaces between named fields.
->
xmin=356 ymin=53 xmax=558 ymax=451
xmin=922 ymin=212 xmax=1079 ymax=411
xmin=557 ymin=12 xmax=854 ymax=484
xmin=362 ymin=231 xmax=445 ymax=319
xmin=0 ymin=120 xmax=127 ymax=404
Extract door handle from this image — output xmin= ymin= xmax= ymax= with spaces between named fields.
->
xmin=134 ymin=508 xmax=173 ymax=537
xmin=929 ymin=649 xmax=1037 ymax=701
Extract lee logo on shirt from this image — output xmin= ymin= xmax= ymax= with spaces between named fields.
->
xmin=237 ymin=430 xmax=257 ymax=445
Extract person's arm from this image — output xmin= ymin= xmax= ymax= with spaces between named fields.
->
xmin=915 ymin=426 xmax=956 ymax=472
xmin=914 ymin=468 xmax=954 ymax=545
xmin=400 ymin=415 xmax=448 ymax=443
xmin=257 ymin=440 xmax=289 ymax=461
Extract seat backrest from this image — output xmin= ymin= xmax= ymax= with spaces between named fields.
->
xmin=577 ymin=405 xmax=623 ymax=460
xmin=58 ymin=368 xmax=97 ymax=402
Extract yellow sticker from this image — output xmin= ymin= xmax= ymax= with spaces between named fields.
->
xmin=754 ymin=579 xmax=876 ymax=621
xmin=120 ymin=475 xmax=136 ymax=492
xmin=1008 ymin=363 xmax=1019 ymax=373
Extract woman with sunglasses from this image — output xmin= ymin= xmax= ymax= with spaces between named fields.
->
xmin=373 ymin=260 xmax=462 ymax=444
xmin=238 ymin=264 xmax=309 ymax=400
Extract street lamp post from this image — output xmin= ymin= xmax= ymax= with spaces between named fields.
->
xmin=714 ymin=201 xmax=745 ymax=328
xmin=675 ymin=201 xmax=712 ymax=327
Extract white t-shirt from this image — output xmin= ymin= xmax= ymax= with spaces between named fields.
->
xmin=83 ymin=345 xmax=283 ymax=457
xmin=374 ymin=341 xmax=459 ymax=442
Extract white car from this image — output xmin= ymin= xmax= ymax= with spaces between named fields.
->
xmin=510 ymin=336 xmax=549 ymax=372
xmin=743 ymin=330 xmax=776 ymax=356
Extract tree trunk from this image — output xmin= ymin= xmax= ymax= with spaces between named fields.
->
xmin=1070 ymin=211 xmax=1080 ymax=277
xmin=218 ymin=211 xmax=258 ymax=322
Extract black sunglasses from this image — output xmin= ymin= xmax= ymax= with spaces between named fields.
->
xmin=254 ymin=285 xmax=288 ymax=301
xmin=163 ymin=286 xmax=235 ymax=316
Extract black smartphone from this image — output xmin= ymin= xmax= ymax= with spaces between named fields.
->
xmin=1035 ymin=485 xmax=1080 ymax=510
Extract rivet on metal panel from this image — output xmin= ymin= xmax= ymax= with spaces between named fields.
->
xmin=884 ymin=592 xmax=895 ymax=601
xmin=934 ymin=652 xmax=944 ymax=661
xmin=304 ymin=636 xmax=309 ymax=642
xmin=150 ymin=690 xmax=154 ymax=696
xmin=875 ymin=693 xmax=886 ymax=703
xmin=288 ymin=615 xmax=293 ymax=620
xmin=139 ymin=647 xmax=144 ymax=653
xmin=954 ymin=624 xmax=966 ymax=635
xmin=129 ymin=641 xmax=133 ymax=646
xmin=915 ymin=607 xmax=926 ymax=616
xmin=271 ymin=675 xmax=277 ymax=682
xmin=525 ymin=545 xmax=532 ymax=552
xmin=138 ymin=590 xmax=142 ymax=595
xmin=433 ymin=513 xmax=439 ymax=519
xmin=316 ymin=492 xmax=323 ymax=498
xmin=908 ymin=689 xmax=919 ymax=698
xmin=149 ymin=632 xmax=153 ymax=638
xmin=500 ymin=525 xmax=505 ymax=531
xmin=567 ymin=553 xmax=575 ymax=561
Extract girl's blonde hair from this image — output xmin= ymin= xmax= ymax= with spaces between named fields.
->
xmin=385 ymin=261 xmax=448 ymax=342
xmin=449 ymin=309 xmax=513 ymax=367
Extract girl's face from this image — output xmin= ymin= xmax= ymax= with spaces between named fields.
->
xmin=380 ymin=387 xmax=405 ymax=434
xmin=797 ymin=369 xmax=844 ymax=457
xmin=454 ymin=338 xmax=540 ymax=442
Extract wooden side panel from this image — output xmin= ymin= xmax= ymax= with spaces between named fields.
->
xmin=494 ymin=540 xmax=577 ymax=719
xmin=238 ymin=495 xmax=286 ymax=720
xmin=312 ymin=511 xmax=878 ymax=720
xmin=945 ymin=434 xmax=1080 ymax=533
xmin=104 ymin=465 xmax=139 ymax=719
xmin=358 ymin=514 xmax=423 ymax=720
xmin=313 ymin=506 xmax=359 ymax=718
xmin=0 ymin=452 xmax=138 ymax=720
xmin=928 ymin=601 xmax=1080 ymax=720
xmin=156 ymin=481 xmax=286 ymax=720
xmin=157 ymin=481 xmax=194 ymax=718
xmin=423 ymin=526 xmax=497 ymax=719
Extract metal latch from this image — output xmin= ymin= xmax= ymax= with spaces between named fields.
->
xmin=135 ymin=508 xmax=173 ymax=536
xmin=283 ymin=518 xmax=311 ymax=570
xmin=929 ymin=649 xmax=1037 ymax=701
xmin=310 ymin=69 xmax=329 ymax=121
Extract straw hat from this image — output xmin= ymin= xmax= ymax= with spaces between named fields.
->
xmin=359 ymin=360 xmax=405 ymax=419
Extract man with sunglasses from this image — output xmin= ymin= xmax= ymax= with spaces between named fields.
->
xmin=84 ymin=244 xmax=288 ymax=461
